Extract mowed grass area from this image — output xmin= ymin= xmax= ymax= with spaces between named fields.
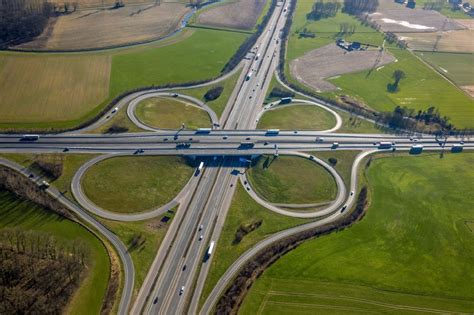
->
xmin=82 ymin=156 xmax=193 ymax=213
xmin=135 ymin=97 xmax=211 ymax=129
xmin=175 ymin=68 xmax=243 ymax=118
xmin=247 ymin=155 xmax=337 ymax=205
xmin=0 ymin=189 xmax=110 ymax=315
xmin=0 ymin=28 xmax=247 ymax=130
xmin=416 ymin=51 xmax=474 ymax=86
xmin=285 ymin=1 xmax=474 ymax=128
xmin=241 ymin=153 xmax=474 ymax=314
xmin=330 ymin=48 xmax=474 ymax=128
xmin=257 ymin=104 xmax=336 ymax=131
xmin=199 ymin=184 xmax=312 ymax=308
xmin=110 ymin=28 xmax=247 ymax=97
xmin=99 ymin=210 xmax=176 ymax=297
xmin=0 ymin=54 xmax=111 ymax=128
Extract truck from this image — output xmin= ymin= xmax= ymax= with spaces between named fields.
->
xmin=378 ymin=141 xmax=393 ymax=149
xmin=265 ymin=129 xmax=280 ymax=136
xmin=207 ymin=241 xmax=215 ymax=257
xmin=21 ymin=134 xmax=40 ymax=141
xmin=279 ymin=97 xmax=292 ymax=104
xmin=196 ymin=128 xmax=211 ymax=134
xmin=195 ymin=161 xmax=204 ymax=176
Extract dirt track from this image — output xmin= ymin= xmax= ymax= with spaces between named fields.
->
xmin=16 ymin=3 xmax=190 ymax=50
xmin=197 ymin=0 xmax=267 ymax=30
xmin=290 ymin=43 xmax=395 ymax=92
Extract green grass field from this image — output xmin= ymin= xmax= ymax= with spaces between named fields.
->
xmin=330 ymin=48 xmax=474 ymax=128
xmin=285 ymin=2 xmax=474 ymax=128
xmin=0 ymin=189 xmax=110 ymax=314
xmin=199 ymin=184 xmax=312 ymax=308
xmin=135 ymin=97 xmax=211 ymax=129
xmin=241 ymin=153 xmax=474 ymax=314
xmin=247 ymin=155 xmax=337 ymax=205
xmin=99 ymin=209 xmax=175 ymax=297
xmin=312 ymin=150 xmax=361 ymax=187
xmin=0 ymin=28 xmax=247 ymax=130
xmin=82 ymin=156 xmax=193 ymax=213
xmin=175 ymin=68 xmax=243 ymax=118
xmin=257 ymin=104 xmax=336 ymax=131
xmin=416 ymin=51 xmax=474 ymax=86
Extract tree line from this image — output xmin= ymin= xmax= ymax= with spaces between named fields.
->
xmin=0 ymin=0 xmax=54 ymax=48
xmin=342 ymin=0 xmax=379 ymax=15
xmin=0 ymin=228 xmax=87 ymax=314
xmin=377 ymin=105 xmax=453 ymax=132
xmin=307 ymin=0 xmax=341 ymax=20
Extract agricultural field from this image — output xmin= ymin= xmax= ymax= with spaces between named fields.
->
xmin=416 ymin=51 xmax=474 ymax=96
xmin=0 ymin=189 xmax=110 ymax=314
xmin=247 ymin=155 xmax=337 ymax=205
xmin=16 ymin=3 xmax=191 ymax=51
xmin=257 ymin=104 xmax=337 ymax=131
xmin=135 ymin=97 xmax=211 ymax=129
xmin=196 ymin=0 xmax=267 ymax=30
xmin=329 ymin=48 xmax=474 ymax=128
xmin=241 ymin=153 xmax=474 ymax=314
xmin=290 ymin=43 xmax=395 ymax=92
xmin=82 ymin=156 xmax=193 ymax=213
xmin=0 ymin=27 xmax=247 ymax=131
xmin=400 ymin=30 xmax=474 ymax=53
xmin=0 ymin=53 xmax=110 ymax=129
xmin=199 ymin=184 xmax=312 ymax=307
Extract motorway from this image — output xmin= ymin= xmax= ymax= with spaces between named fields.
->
xmin=0 ymin=0 xmax=472 ymax=314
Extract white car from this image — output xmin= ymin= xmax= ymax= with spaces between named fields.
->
xmin=179 ymin=286 xmax=185 ymax=295
xmin=199 ymin=235 xmax=203 ymax=241
xmin=111 ymin=107 xmax=118 ymax=113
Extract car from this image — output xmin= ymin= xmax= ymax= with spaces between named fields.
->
xmin=189 ymin=138 xmax=193 ymax=141
xmin=264 ymin=141 xmax=269 ymax=145
xmin=332 ymin=142 xmax=339 ymax=149
xmin=249 ymin=96 xmax=252 ymax=99
xmin=350 ymin=191 xmax=354 ymax=196
xmin=246 ymin=187 xmax=251 ymax=191
xmin=460 ymin=141 xmax=465 ymax=145
xmin=182 ymin=264 xmax=186 ymax=271
xmin=293 ymin=130 xmax=298 ymax=134
xmin=309 ymin=155 xmax=314 ymax=160
xmin=246 ymin=137 xmax=251 ymax=140
xmin=153 ymin=297 xmax=159 ymax=304
xmin=63 ymin=148 xmax=69 ymax=152
xmin=373 ymin=142 xmax=377 ymax=146
xmin=223 ymin=135 xmax=228 ymax=140
xmin=111 ymin=107 xmax=118 ymax=113
xmin=199 ymin=235 xmax=203 ymax=241
xmin=163 ymin=138 xmax=168 ymax=141
xmin=199 ymin=224 xmax=203 ymax=231
xmin=39 ymin=180 xmax=50 ymax=189
xmin=179 ymin=286 xmax=185 ymax=295
xmin=172 ymin=93 xmax=179 ymax=97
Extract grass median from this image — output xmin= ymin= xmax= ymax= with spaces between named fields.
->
xmin=241 ymin=152 xmax=474 ymax=314
xmin=82 ymin=156 xmax=193 ymax=213
xmin=247 ymin=155 xmax=337 ymax=205
xmin=135 ymin=97 xmax=211 ymax=129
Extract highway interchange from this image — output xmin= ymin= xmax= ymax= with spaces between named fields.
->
xmin=0 ymin=0 xmax=472 ymax=314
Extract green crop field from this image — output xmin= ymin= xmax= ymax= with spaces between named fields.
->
xmin=416 ymin=51 xmax=474 ymax=86
xmin=0 ymin=189 xmax=110 ymax=314
xmin=330 ymin=48 xmax=474 ymax=128
xmin=199 ymin=184 xmax=312 ymax=308
xmin=0 ymin=28 xmax=247 ymax=131
xmin=82 ymin=156 xmax=193 ymax=213
xmin=175 ymin=68 xmax=243 ymax=118
xmin=135 ymin=97 xmax=211 ymax=129
xmin=241 ymin=153 xmax=474 ymax=314
xmin=110 ymin=28 xmax=247 ymax=97
xmin=247 ymin=155 xmax=337 ymax=205
xmin=257 ymin=104 xmax=336 ymax=131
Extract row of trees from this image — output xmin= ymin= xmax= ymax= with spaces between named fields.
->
xmin=307 ymin=0 xmax=341 ymax=20
xmin=378 ymin=105 xmax=453 ymax=132
xmin=342 ymin=0 xmax=379 ymax=15
xmin=0 ymin=228 xmax=87 ymax=314
xmin=31 ymin=156 xmax=64 ymax=179
xmin=0 ymin=0 xmax=53 ymax=48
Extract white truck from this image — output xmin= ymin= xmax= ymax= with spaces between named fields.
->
xmin=266 ymin=129 xmax=280 ymax=136
xmin=195 ymin=161 xmax=204 ymax=176
xmin=378 ymin=141 xmax=394 ymax=149
xmin=207 ymin=241 xmax=215 ymax=257
xmin=21 ymin=134 xmax=39 ymax=141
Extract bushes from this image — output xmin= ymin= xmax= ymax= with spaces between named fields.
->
xmin=31 ymin=157 xmax=63 ymax=179
xmin=204 ymin=86 xmax=224 ymax=101
xmin=106 ymin=124 xmax=129 ymax=134
xmin=269 ymin=87 xmax=295 ymax=99
xmin=328 ymin=157 xmax=338 ymax=166
xmin=233 ymin=220 xmax=263 ymax=244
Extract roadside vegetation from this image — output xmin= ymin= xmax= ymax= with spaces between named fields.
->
xmin=0 ymin=189 xmax=110 ymax=314
xmin=82 ymin=156 xmax=193 ymax=213
xmin=247 ymin=155 xmax=337 ymax=205
xmin=199 ymin=184 xmax=312 ymax=308
xmin=175 ymin=68 xmax=243 ymax=118
xmin=241 ymin=152 xmax=474 ymax=314
xmin=135 ymin=97 xmax=211 ymax=129
xmin=257 ymin=104 xmax=336 ymax=131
